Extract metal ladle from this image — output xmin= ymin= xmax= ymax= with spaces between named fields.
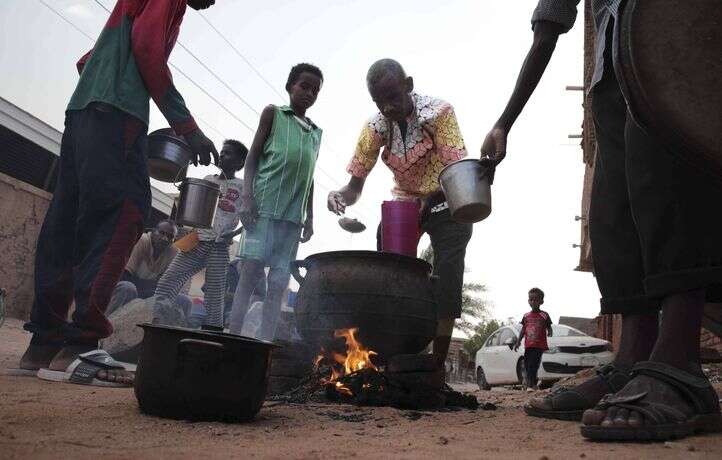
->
xmin=338 ymin=215 xmax=366 ymax=233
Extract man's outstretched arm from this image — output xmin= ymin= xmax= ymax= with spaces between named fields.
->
xmin=480 ymin=20 xmax=565 ymax=165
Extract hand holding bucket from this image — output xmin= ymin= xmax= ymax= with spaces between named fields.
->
xmin=438 ymin=159 xmax=492 ymax=224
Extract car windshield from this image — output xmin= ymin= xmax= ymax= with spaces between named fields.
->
xmin=552 ymin=325 xmax=586 ymax=337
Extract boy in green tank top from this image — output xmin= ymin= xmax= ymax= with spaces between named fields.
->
xmin=229 ymin=63 xmax=323 ymax=341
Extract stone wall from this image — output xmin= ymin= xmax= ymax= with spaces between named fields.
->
xmin=0 ymin=172 xmax=51 ymax=320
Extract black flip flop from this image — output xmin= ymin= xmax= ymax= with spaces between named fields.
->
xmin=581 ymin=361 xmax=722 ymax=442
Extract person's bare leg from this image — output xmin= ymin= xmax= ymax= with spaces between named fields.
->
xmin=432 ymin=318 xmax=455 ymax=367
xmin=228 ymin=260 xmax=265 ymax=335
xmin=258 ymin=268 xmax=289 ymax=342
xmin=649 ymin=290 xmax=704 ymax=371
xmin=568 ymin=312 xmax=658 ymax=392
xmin=584 ymin=289 xmax=707 ymax=428
xmin=18 ymin=331 xmax=66 ymax=371
xmin=527 ymin=312 xmax=657 ymax=415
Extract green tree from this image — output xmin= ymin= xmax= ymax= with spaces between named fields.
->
xmin=420 ymin=245 xmax=493 ymax=335
xmin=463 ymin=319 xmax=502 ymax=356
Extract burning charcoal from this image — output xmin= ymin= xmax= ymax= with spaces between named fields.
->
xmin=270 ymin=327 xmax=481 ymax=412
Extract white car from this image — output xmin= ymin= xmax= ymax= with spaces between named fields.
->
xmin=474 ymin=324 xmax=614 ymax=390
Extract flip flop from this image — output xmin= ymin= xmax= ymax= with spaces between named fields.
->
xmin=524 ymin=364 xmax=630 ymax=421
xmin=37 ymin=349 xmax=136 ymax=388
xmin=581 ymin=361 xmax=722 ymax=441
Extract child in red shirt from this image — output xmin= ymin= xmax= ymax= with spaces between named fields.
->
xmin=515 ymin=287 xmax=553 ymax=389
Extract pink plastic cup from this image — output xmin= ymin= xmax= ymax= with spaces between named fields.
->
xmin=381 ymin=200 xmax=420 ymax=257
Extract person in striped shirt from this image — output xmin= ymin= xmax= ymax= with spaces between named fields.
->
xmin=153 ymin=140 xmax=248 ymax=331
xmin=228 ymin=64 xmax=323 ymax=342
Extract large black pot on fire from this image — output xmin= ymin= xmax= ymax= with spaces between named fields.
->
xmin=292 ymin=251 xmax=438 ymax=359
xmin=134 ymin=324 xmax=278 ymax=422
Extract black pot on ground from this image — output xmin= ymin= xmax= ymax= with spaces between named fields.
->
xmin=134 ymin=324 xmax=278 ymax=422
xmin=292 ymin=251 xmax=438 ymax=360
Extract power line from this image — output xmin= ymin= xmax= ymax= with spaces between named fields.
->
xmin=47 ymin=0 xmax=372 ymax=220
xmin=198 ymin=12 xmax=286 ymax=102
xmin=88 ymin=0 xmax=256 ymax=134
xmin=176 ymin=41 xmax=260 ymax=116
xmin=168 ymin=63 xmax=255 ymax=133
xmin=40 ymin=0 xmax=95 ymax=41
xmin=189 ymin=12 xmax=377 ymax=217
xmin=39 ymin=0 xmax=245 ymax=139
xmin=192 ymin=11 xmax=354 ymax=188
xmin=91 ymin=1 xmax=260 ymax=119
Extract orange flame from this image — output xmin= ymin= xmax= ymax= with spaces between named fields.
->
xmin=334 ymin=328 xmax=378 ymax=375
xmin=315 ymin=328 xmax=377 ymax=396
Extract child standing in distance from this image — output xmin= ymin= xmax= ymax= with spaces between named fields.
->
xmin=229 ymin=63 xmax=323 ymax=342
xmin=153 ymin=139 xmax=248 ymax=331
xmin=515 ymin=287 xmax=553 ymax=390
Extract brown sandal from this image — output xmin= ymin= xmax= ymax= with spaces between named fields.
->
xmin=524 ymin=364 xmax=630 ymax=421
xmin=581 ymin=361 xmax=722 ymax=441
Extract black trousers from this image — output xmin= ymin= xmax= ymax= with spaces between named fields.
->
xmin=589 ymin=66 xmax=722 ymax=315
xmin=377 ymin=208 xmax=472 ymax=319
xmin=25 ymin=105 xmax=150 ymax=344
xmin=524 ymin=348 xmax=544 ymax=387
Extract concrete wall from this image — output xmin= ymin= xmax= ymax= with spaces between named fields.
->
xmin=0 ymin=172 xmax=51 ymax=320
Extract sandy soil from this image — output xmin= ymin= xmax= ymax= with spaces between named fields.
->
xmin=1 ymin=318 xmax=721 ymax=459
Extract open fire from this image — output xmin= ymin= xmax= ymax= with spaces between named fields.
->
xmin=315 ymin=328 xmax=378 ymax=396
xmin=303 ymin=327 xmax=479 ymax=410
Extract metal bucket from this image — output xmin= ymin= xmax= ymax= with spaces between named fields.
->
xmin=147 ymin=128 xmax=192 ymax=182
xmin=176 ymin=178 xmax=220 ymax=229
xmin=439 ymin=159 xmax=492 ymax=224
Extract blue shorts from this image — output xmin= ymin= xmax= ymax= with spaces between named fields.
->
xmin=237 ymin=217 xmax=301 ymax=272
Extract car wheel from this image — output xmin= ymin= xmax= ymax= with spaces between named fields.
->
xmin=476 ymin=367 xmax=491 ymax=391
xmin=516 ymin=358 xmax=527 ymax=386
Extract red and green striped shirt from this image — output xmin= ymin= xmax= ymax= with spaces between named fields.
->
xmin=67 ymin=0 xmax=197 ymax=134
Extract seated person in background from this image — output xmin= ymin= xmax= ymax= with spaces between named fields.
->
xmin=106 ymin=220 xmax=190 ymax=317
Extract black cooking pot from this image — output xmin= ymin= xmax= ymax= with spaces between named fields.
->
xmin=134 ymin=324 xmax=278 ymax=422
xmin=292 ymin=251 xmax=438 ymax=359
xmin=147 ymin=128 xmax=192 ymax=182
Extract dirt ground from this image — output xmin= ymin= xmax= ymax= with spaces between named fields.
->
xmin=1 ymin=318 xmax=721 ymax=460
